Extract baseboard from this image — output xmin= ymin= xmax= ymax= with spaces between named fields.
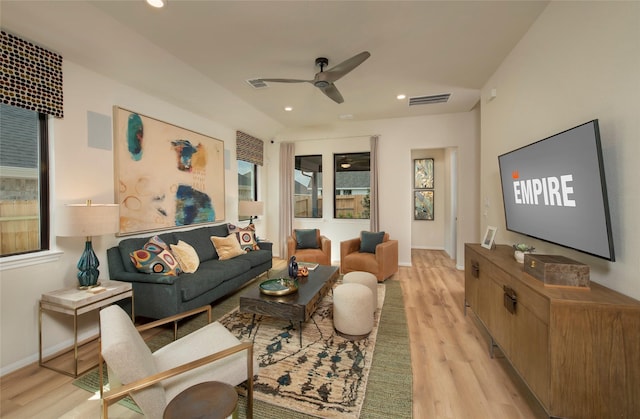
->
xmin=0 ymin=328 xmax=99 ymax=377
xmin=411 ymin=246 xmax=445 ymax=250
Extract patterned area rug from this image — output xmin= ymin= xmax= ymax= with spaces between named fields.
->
xmin=219 ymin=282 xmax=386 ymax=418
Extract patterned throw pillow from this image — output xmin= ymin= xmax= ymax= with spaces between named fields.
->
xmin=143 ymin=235 xmax=170 ymax=253
xmin=228 ymin=223 xmax=260 ymax=252
xmin=130 ymin=249 xmax=182 ymax=276
xmin=129 ymin=235 xmax=182 ymax=276
xmin=210 ymin=234 xmax=245 ymax=260
xmin=170 ymin=240 xmax=200 ymax=273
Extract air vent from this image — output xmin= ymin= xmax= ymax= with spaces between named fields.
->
xmin=409 ymin=93 xmax=451 ymax=106
xmin=246 ymin=78 xmax=268 ymax=89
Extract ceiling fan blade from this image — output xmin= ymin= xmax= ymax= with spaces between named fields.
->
xmin=322 ymin=51 xmax=371 ymax=82
xmin=319 ymin=83 xmax=344 ymax=104
xmin=259 ymin=78 xmax=313 ymax=84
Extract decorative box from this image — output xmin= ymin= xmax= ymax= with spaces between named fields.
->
xmin=523 ymin=254 xmax=590 ymax=288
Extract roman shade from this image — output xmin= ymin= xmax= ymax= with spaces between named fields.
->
xmin=1 ymin=31 xmax=63 ymax=118
xmin=236 ymin=131 xmax=263 ymax=166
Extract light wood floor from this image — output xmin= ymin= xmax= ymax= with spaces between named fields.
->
xmin=0 ymin=250 xmax=548 ymax=418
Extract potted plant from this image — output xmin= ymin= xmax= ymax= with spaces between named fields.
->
xmin=512 ymin=243 xmax=535 ymax=263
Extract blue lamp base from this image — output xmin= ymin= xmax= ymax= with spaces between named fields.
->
xmin=77 ymin=239 xmax=100 ymax=289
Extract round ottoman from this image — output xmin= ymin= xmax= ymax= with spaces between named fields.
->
xmin=343 ymin=271 xmax=378 ymax=312
xmin=333 ymin=283 xmax=374 ymax=339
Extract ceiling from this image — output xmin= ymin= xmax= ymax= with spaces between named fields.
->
xmin=1 ymin=1 xmax=549 ymax=130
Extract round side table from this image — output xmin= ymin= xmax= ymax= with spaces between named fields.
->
xmin=163 ymin=381 xmax=238 ymax=419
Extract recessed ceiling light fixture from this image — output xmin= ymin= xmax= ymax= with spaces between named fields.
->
xmin=397 ymin=94 xmax=406 ymax=100
xmin=284 ymin=106 xmax=293 ymax=112
xmin=146 ymin=0 xmax=166 ymax=8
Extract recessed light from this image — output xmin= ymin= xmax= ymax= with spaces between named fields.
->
xmin=397 ymin=94 xmax=406 ymax=100
xmin=146 ymin=0 xmax=166 ymax=7
xmin=284 ymin=107 xmax=293 ymax=112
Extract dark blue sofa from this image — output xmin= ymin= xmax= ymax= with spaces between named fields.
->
xmin=107 ymin=224 xmax=272 ymax=319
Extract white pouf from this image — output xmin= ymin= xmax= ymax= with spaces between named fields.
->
xmin=343 ymin=271 xmax=378 ymax=312
xmin=333 ymin=283 xmax=374 ymax=339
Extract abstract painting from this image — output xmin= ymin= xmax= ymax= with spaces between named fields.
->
xmin=113 ymin=106 xmax=225 ymax=235
xmin=414 ymin=158 xmax=434 ymax=189
xmin=414 ymin=190 xmax=434 ymax=220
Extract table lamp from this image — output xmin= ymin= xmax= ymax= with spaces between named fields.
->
xmin=238 ymin=200 xmax=264 ymax=225
xmin=57 ymin=200 xmax=119 ymax=289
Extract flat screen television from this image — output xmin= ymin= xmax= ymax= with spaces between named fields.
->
xmin=498 ymin=120 xmax=615 ymax=261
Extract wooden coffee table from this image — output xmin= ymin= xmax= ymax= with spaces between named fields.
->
xmin=239 ymin=265 xmax=339 ymax=346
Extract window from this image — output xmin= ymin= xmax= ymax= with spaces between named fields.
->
xmin=334 ymin=152 xmax=370 ymax=219
xmin=295 ymin=155 xmax=323 ymax=218
xmin=237 ymin=160 xmax=257 ymax=221
xmin=0 ymin=103 xmax=50 ymax=257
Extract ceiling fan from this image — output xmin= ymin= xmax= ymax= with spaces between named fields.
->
xmin=258 ymin=51 xmax=371 ymax=104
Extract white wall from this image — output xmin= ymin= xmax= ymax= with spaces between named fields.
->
xmin=411 ymin=148 xmax=445 ymax=250
xmin=271 ymin=111 xmax=480 ymax=269
xmin=480 ymin=1 xmax=640 ymax=299
xmin=0 ymin=61 xmax=277 ymax=375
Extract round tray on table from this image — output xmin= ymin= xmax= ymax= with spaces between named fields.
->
xmin=259 ymin=278 xmax=299 ymax=296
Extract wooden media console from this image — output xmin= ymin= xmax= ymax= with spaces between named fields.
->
xmin=464 ymin=243 xmax=640 ymax=419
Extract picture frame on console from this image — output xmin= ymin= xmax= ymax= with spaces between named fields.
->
xmin=113 ymin=106 xmax=226 ymax=236
xmin=481 ymin=225 xmax=497 ymax=249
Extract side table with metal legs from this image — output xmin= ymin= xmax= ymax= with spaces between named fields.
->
xmin=39 ymin=280 xmax=134 ymax=378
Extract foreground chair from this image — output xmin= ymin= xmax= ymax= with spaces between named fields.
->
xmin=340 ymin=231 xmax=398 ymax=282
xmin=100 ymin=305 xmax=257 ymax=419
xmin=287 ymin=228 xmax=331 ymax=265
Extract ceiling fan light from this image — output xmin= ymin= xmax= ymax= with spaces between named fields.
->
xmin=146 ymin=0 xmax=166 ymax=8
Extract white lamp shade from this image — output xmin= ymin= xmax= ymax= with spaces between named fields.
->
xmin=57 ymin=203 xmax=120 ymax=237
xmin=238 ymin=200 xmax=264 ymax=217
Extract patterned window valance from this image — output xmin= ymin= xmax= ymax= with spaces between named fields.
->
xmin=1 ymin=31 xmax=64 ymax=118
xmin=236 ymin=131 xmax=264 ymax=166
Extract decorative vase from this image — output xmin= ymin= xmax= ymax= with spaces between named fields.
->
xmin=288 ymin=256 xmax=298 ymax=278
xmin=514 ymin=250 xmax=528 ymax=264
xmin=77 ymin=240 xmax=100 ymax=288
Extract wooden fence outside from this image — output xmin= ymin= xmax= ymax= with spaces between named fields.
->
xmin=295 ymin=195 xmax=368 ymax=219
xmin=295 ymin=196 xmax=323 ymax=218
xmin=0 ymin=200 xmax=40 ymax=255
